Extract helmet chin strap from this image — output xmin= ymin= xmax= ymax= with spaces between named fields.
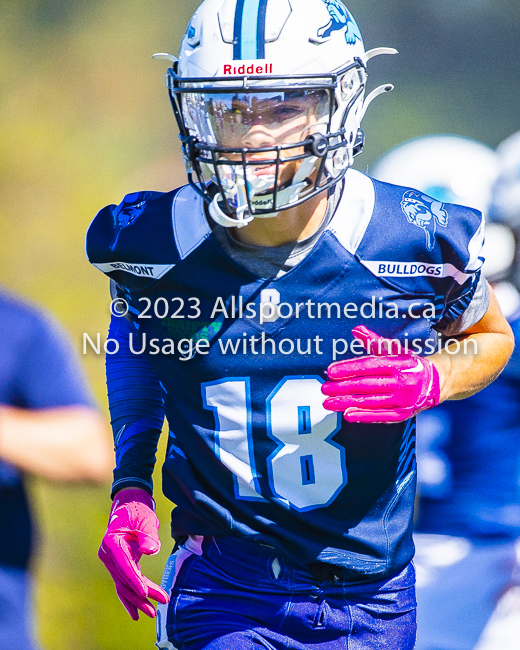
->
xmin=208 ymin=155 xmax=318 ymax=228
xmin=209 ymin=196 xmax=255 ymax=228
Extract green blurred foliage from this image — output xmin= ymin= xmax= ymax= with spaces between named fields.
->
xmin=1 ymin=0 xmax=519 ymax=647
xmin=0 ymin=1 xmax=198 ymax=647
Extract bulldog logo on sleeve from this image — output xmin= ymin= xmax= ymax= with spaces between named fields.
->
xmin=110 ymin=192 xmax=152 ymax=252
xmin=401 ymin=190 xmax=448 ymax=251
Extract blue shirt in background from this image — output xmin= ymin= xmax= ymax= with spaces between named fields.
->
xmin=0 ymin=290 xmax=93 ymax=569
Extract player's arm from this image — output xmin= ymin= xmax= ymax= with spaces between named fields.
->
xmin=322 ymin=283 xmax=514 ymax=424
xmin=0 ymin=306 xmax=113 ymax=481
xmin=98 ymin=312 xmax=169 ymax=621
xmin=105 ymin=313 xmax=165 ymax=498
xmin=0 ymin=406 xmax=112 ymax=482
xmin=430 ymin=282 xmax=514 ymax=401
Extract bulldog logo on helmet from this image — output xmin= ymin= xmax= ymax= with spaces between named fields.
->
xmin=110 ymin=191 xmax=152 ymax=251
xmin=318 ymin=0 xmax=362 ymax=44
xmin=401 ymin=190 xmax=448 ymax=251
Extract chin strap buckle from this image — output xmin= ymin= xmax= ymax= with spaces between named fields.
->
xmin=306 ymin=133 xmax=329 ymax=158
xmin=180 ymin=135 xmax=199 ymax=164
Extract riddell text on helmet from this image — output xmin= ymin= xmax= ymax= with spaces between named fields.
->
xmin=222 ymin=62 xmax=274 ymax=75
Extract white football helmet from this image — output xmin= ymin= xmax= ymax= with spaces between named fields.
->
xmin=372 ymin=135 xmax=515 ymax=283
xmin=487 ymin=130 xmax=520 ymax=289
xmin=491 ymin=130 xmax=520 ymax=229
xmin=371 ymin=135 xmax=499 ymax=214
xmin=154 ymin=0 xmax=396 ymax=227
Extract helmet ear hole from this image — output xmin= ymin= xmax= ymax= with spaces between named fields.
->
xmin=340 ymin=70 xmax=359 ymax=102
xmin=332 ymin=149 xmax=349 ymax=172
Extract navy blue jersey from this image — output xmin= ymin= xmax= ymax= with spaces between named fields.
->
xmin=416 ymin=308 xmax=520 ymax=540
xmin=0 ymin=290 xmax=94 ymax=569
xmin=87 ymin=170 xmax=485 ymax=581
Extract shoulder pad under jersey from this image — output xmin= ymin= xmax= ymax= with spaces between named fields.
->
xmin=86 ymin=185 xmax=211 ymax=290
xmin=328 ymin=170 xmax=484 ymax=295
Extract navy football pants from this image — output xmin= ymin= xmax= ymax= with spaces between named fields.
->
xmin=156 ymin=536 xmax=417 ymax=649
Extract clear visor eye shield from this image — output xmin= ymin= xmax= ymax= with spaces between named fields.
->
xmin=163 ymin=60 xmax=368 ymax=227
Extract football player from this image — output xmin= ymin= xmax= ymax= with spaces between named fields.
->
xmin=89 ymin=2 xmax=514 ymax=648
xmin=373 ymin=134 xmax=520 ymax=649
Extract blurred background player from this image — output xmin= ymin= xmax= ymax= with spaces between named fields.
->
xmin=0 ymin=288 xmax=113 ymax=650
xmin=372 ymin=134 xmax=520 ymax=650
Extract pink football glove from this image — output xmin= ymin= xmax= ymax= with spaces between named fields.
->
xmin=98 ymin=488 xmax=169 ymax=620
xmin=322 ymin=325 xmax=440 ymax=423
